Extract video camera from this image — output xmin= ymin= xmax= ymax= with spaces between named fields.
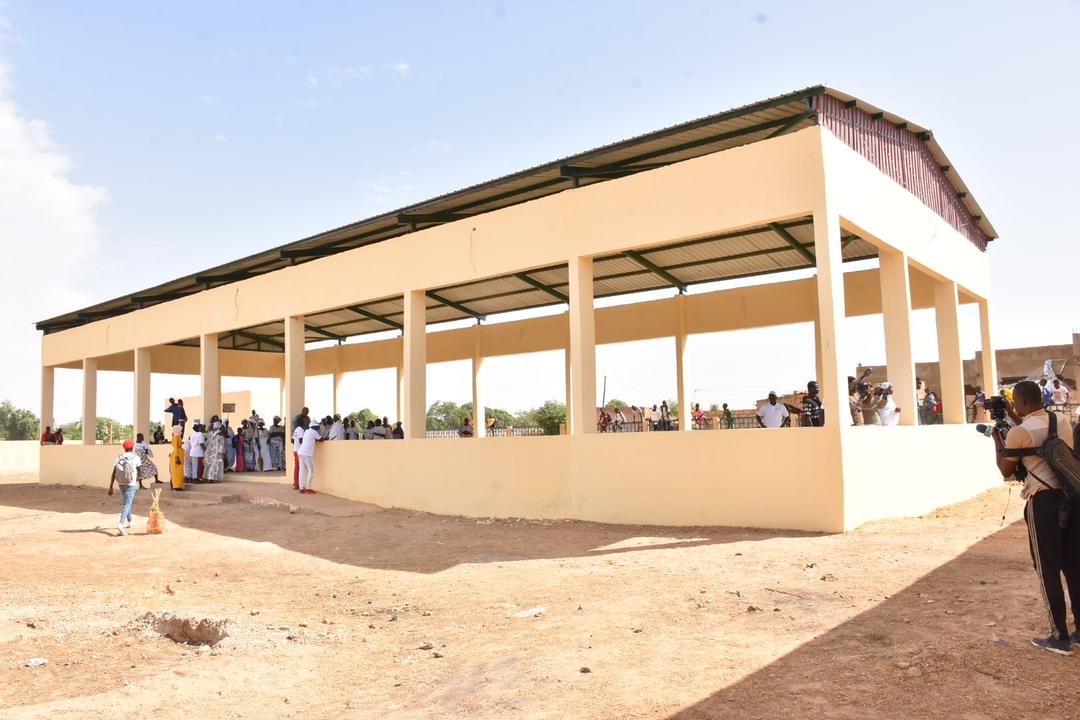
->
xmin=975 ymin=396 xmax=1012 ymax=439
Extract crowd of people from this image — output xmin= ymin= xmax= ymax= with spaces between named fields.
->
xmin=162 ymin=409 xmax=290 ymax=492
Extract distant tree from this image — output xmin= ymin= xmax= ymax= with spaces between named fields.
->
xmin=517 ymin=400 xmax=566 ymax=435
xmin=59 ymin=420 xmax=82 ymax=441
xmin=0 ymin=400 xmax=40 ymax=440
xmin=426 ymin=401 xmax=469 ymax=431
xmin=606 ymin=398 xmax=629 ymax=408
xmin=708 ymin=403 xmax=720 ymax=412
xmin=667 ymin=400 xmax=679 ymax=419
xmin=347 ymin=408 xmax=379 ymax=427
xmin=50 ymin=417 xmax=131 ymax=444
xmin=96 ymin=417 xmax=134 ymax=444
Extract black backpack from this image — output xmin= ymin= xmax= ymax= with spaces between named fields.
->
xmin=1009 ymin=412 xmax=1080 ymax=496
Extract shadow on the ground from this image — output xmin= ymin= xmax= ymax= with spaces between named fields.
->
xmin=0 ymin=482 xmax=815 ymax=574
xmin=664 ymin=519 xmax=1080 ymax=720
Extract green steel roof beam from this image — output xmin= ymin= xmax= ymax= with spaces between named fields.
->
xmin=622 ymin=250 xmax=687 ymax=293
xmin=768 ymin=222 xmax=817 ymax=265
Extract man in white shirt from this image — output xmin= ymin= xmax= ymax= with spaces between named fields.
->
xmin=1052 ymin=380 xmax=1070 ymax=409
xmin=995 ymin=380 xmax=1080 ymax=655
xmin=328 ymin=414 xmax=345 ymax=441
xmin=297 ymin=422 xmax=322 ymax=494
xmin=187 ymin=422 xmax=206 ymax=480
xmin=756 ymin=392 xmax=789 ymax=429
xmin=291 ymin=423 xmax=305 ymax=490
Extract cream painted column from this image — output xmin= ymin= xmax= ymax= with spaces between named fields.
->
xmin=395 ymin=362 xmax=405 ymax=424
xmin=279 ymin=377 xmax=286 ymax=420
xmin=133 ymin=347 xmax=152 ymax=438
xmin=934 ymin=279 xmax=965 ymax=424
xmin=284 ymin=316 xmax=305 ymax=481
xmin=675 ymin=293 xmax=690 ymax=431
xmin=200 ymin=333 xmax=220 ymax=422
xmin=472 ymin=326 xmax=486 ymax=437
xmin=284 ymin=316 xmax=306 ymax=427
xmin=811 ymin=210 xmax=848 ymax=432
xmin=978 ymin=298 xmax=997 ymax=394
xmin=568 ymin=256 xmax=597 ymax=434
xmin=403 ymin=290 xmax=427 ymax=439
xmin=878 ymin=250 xmax=917 ymax=426
xmin=813 ymin=318 xmax=824 ymax=384
xmin=40 ymin=365 xmax=54 ymax=435
xmin=564 ymin=347 xmax=572 ymax=429
xmin=82 ymin=358 xmax=98 ymax=445
xmin=332 ymin=372 xmax=344 ymax=416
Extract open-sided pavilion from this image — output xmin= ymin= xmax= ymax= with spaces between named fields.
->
xmin=36 ymin=86 xmax=1000 ymax=532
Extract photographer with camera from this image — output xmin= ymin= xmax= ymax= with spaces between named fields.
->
xmin=994 ymin=380 xmax=1080 ymax=655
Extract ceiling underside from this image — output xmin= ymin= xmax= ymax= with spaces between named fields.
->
xmin=173 ymin=216 xmax=876 ymax=353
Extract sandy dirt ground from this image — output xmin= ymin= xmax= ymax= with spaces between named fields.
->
xmin=2 ymin=474 xmax=1080 ymax=720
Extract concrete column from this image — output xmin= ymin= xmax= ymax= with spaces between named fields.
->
xmin=472 ymin=326 xmax=486 ymax=437
xmin=934 ymin=279 xmax=965 ymax=424
xmin=133 ymin=347 xmax=152 ymax=438
xmin=200 ymin=333 xmax=220 ymax=422
xmin=332 ymin=371 xmax=344 ymax=416
xmin=82 ymin=358 xmax=98 ymax=445
xmin=564 ymin=347 xmax=572 ymax=430
xmin=811 ymin=210 xmax=848 ymax=432
xmin=40 ymin=365 xmax=54 ymax=436
xmin=978 ymin=298 xmax=998 ymax=395
xmin=395 ymin=362 xmax=404 ymax=424
xmin=675 ymin=293 xmax=690 ymax=431
xmin=284 ymin=316 xmax=305 ymax=480
xmin=568 ymin=256 xmax=597 ymax=434
xmin=279 ymin=377 xmax=286 ymax=420
xmin=813 ymin=317 xmax=824 ymax=384
xmin=284 ymin=316 xmax=306 ymax=427
xmin=878 ymin=250 xmax=917 ymax=426
xmin=403 ymin=290 xmax=427 ymax=439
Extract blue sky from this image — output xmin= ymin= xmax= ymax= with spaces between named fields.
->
xmin=2 ymin=1 xmax=1078 ymax=424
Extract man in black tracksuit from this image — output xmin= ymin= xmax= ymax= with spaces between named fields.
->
xmin=995 ymin=380 xmax=1080 ymax=655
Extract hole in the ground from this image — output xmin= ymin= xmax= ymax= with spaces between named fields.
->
xmin=144 ymin=612 xmax=229 ymax=646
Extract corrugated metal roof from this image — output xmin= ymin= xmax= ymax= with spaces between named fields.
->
xmin=37 ymin=85 xmax=995 ymax=337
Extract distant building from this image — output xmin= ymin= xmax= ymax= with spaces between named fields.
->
xmin=858 ymin=333 xmax=1079 ymax=394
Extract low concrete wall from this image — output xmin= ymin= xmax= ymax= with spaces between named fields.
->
xmin=313 ymin=429 xmax=846 ymax=532
xmin=0 ymin=441 xmax=42 ymax=476
xmin=40 ymin=444 xmax=172 ymax=488
xmin=37 ymin=427 xmax=1000 ymax=533
xmin=842 ymin=424 xmax=1000 ymax=530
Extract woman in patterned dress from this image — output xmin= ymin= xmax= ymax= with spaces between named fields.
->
xmin=202 ymin=425 xmax=226 ymax=482
xmin=268 ymin=417 xmax=286 ymax=470
xmin=133 ymin=433 xmax=159 ymax=484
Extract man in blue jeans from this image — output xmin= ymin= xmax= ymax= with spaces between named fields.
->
xmin=108 ymin=439 xmax=143 ymax=536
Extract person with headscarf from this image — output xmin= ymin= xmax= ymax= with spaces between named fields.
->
xmin=268 ymin=416 xmax=286 ymax=470
xmin=203 ymin=424 xmax=227 ymax=482
xmin=182 ymin=434 xmax=195 ymax=483
xmin=241 ymin=420 xmax=256 ymax=471
xmin=224 ymin=419 xmax=236 ymax=471
xmin=169 ymin=425 xmax=186 ymax=491
xmin=133 ymin=433 xmax=160 ymax=485
xmin=233 ymin=420 xmax=247 ymax=472
xmin=255 ymin=420 xmax=272 ymax=471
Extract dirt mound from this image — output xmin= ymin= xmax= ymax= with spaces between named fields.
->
xmin=143 ymin=612 xmax=230 ymax=646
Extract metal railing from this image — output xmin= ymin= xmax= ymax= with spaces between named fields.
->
xmin=425 ymin=426 xmax=548 ymax=439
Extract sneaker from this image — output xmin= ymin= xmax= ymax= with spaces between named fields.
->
xmin=1071 ymin=630 xmax=1080 ymax=645
xmin=126 ymin=522 xmax=133 ymax=529
xmin=117 ymin=523 xmax=126 ymax=537
xmin=1031 ymin=635 xmax=1073 ymax=655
